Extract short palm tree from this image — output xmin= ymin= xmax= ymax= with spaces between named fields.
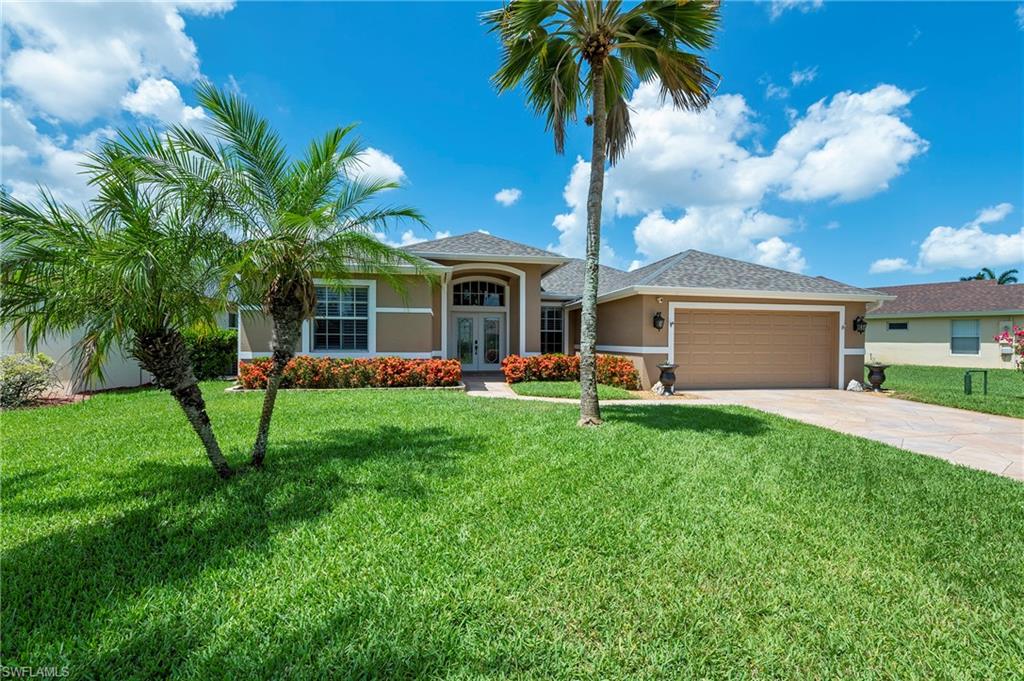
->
xmin=0 ymin=136 xmax=237 ymax=478
xmin=165 ymin=83 xmax=429 ymax=467
xmin=484 ymin=0 xmax=720 ymax=425
xmin=961 ymin=268 xmax=1019 ymax=284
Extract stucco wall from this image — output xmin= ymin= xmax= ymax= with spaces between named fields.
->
xmin=865 ymin=315 xmax=1020 ymax=369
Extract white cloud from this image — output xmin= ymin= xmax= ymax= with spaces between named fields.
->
xmin=355 ymin=147 xmax=406 ymax=184
xmin=2 ymin=1 xmax=232 ymax=123
xmin=1017 ymin=5 xmax=1024 ymax=30
xmin=550 ymin=81 xmax=927 ymax=270
xmin=868 ymin=257 xmax=912 ymax=274
xmin=765 ymin=83 xmax=790 ymax=100
xmin=824 ymin=220 xmax=840 ymax=230
xmin=917 ymin=204 xmax=1022 ymax=270
xmin=872 ymin=203 xmax=1023 ymax=273
xmin=121 ymin=78 xmax=204 ymax=125
xmin=769 ymin=0 xmax=824 ymax=21
xmin=494 ymin=187 xmax=522 ymax=206
xmin=790 ymin=66 xmax=818 ymax=86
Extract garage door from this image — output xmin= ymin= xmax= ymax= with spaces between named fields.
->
xmin=673 ymin=309 xmax=837 ymax=389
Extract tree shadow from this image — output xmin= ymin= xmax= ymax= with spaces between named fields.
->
xmin=604 ymin=405 xmax=769 ymax=436
xmin=1 ymin=424 xmax=480 ymax=670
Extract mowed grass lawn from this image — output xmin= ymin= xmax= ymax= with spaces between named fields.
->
xmin=3 ymin=384 xmax=1023 ymax=678
xmin=881 ymin=364 xmax=1024 ymax=418
xmin=510 ymin=380 xmax=638 ymax=400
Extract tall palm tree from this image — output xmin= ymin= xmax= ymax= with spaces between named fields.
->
xmin=0 ymin=135 xmax=237 ymax=478
xmin=960 ymin=267 xmax=1019 ymax=284
xmin=484 ymin=0 xmax=720 ymax=425
xmin=162 ymin=83 xmax=429 ymax=467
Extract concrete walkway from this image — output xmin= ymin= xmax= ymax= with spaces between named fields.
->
xmin=463 ymin=375 xmax=1023 ymax=481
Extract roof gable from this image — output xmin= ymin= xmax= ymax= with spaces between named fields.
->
xmin=402 ymin=231 xmax=565 ymax=261
xmin=867 ymin=280 xmax=1024 ymax=316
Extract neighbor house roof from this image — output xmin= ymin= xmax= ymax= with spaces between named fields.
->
xmin=549 ymin=250 xmax=887 ymax=303
xmin=866 ymin=280 xmax=1024 ymax=317
xmin=403 ymin=231 xmax=568 ymax=264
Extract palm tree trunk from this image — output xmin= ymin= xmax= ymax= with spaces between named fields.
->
xmin=133 ymin=330 xmax=233 ymax=479
xmin=249 ymin=302 xmax=303 ymax=468
xmin=579 ymin=60 xmax=607 ymax=427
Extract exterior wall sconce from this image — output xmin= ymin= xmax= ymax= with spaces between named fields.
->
xmin=653 ymin=311 xmax=665 ymax=330
xmin=852 ymin=315 xmax=867 ymax=334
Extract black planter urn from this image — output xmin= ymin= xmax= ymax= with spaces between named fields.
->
xmin=865 ymin=363 xmax=890 ymax=392
xmin=657 ymin=363 xmax=679 ymax=395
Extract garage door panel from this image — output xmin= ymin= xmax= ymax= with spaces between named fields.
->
xmin=674 ymin=309 xmax=837 ymax=389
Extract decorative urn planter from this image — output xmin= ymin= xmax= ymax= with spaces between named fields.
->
xmin=864 ymin=363 xmax=890 ymax=392
xmin=657 ymin=363 xmax=679 ymax=395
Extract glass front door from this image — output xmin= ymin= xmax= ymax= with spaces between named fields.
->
xmin=453 ymin=314 xmax=504 ymax=371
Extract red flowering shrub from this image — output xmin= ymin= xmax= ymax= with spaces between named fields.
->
xmin=994 ymin=325 xmax=1024 ymax=373
xmin=237 ymin=357 xmax=461 ymax=389
xmin=500 ymin=353 xmax=640 ymax=390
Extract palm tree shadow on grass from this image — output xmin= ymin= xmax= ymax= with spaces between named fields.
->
xmin=603 ymin=405 xmax=769 ymax=436
xmin=1 ymin=424 xmax=481 ymax=673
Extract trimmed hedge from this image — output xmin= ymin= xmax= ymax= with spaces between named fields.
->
xmin=183 ymin=329 xmax=237 ymax=379
xmin=0 ymin=353 xmax=56 ymax=408
xmin=501 ymin=353 xmax=640 ymax=390
xmin=238 ymin=356 xmax=462 ymax=390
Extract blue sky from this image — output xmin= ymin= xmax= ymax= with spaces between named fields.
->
xmin=3 ymin=1 xmax=1022 ymax=287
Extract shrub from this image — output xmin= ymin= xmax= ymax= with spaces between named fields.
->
xmin=994 ymin=326 xmax=1024 ymax=373
xmin=0 ymin=353 xmax=56 ymax=408
xmin=500 ymin=353 xmax=640 ymax=390
xmin=237 ymin=356 xmax=462 ymax=390
xmin=183 ymin=328 xmax=238 ymax=379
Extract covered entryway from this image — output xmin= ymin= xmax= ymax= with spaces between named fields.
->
xmin=671 ymin=305 xmax=840 ymax=389
xmin=453 ymin=312 xmax=504 ymax=372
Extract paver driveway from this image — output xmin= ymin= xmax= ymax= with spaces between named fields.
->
xmin=689 ymin=389 xmax=1023 ymax=481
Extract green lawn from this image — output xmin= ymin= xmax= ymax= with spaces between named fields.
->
xmin=3 ymin=384 xmax=1023 ymax=678
xmin=510 ymin=380 xmax=638 ymax=400
xmin=879 ymin=364 xmax=1024 ymax=418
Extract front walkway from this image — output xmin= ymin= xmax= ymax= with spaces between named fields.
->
xmin=463 ymin=375 xmax=1023 ymax=481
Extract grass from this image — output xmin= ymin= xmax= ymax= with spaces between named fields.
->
xmin=880 ymin=364 xmax=1024 ymax=418
xmin=509 ymin=380 xmax=638 ymax=400
xmin=2 ymin=384 xmax=1023 ymax=678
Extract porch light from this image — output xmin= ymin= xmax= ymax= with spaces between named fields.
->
xmin=852 ymin=315 xmax=867 ymax=334
xmin=653 ymin=311 xmax=665 ymax=330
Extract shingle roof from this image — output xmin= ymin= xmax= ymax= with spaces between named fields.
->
xmin=541 ymin=258 xmax=634 ymax=297
xmin=402 ymin=231 xmax=565 ymax=260
xmin=543 ymin=250 xmax=883 ymax=299
xmin=866 ymin=280 xmax=1024 ymax=316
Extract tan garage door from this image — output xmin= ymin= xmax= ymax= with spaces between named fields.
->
xmin=673 ymin=309 xmax=838 ymax=389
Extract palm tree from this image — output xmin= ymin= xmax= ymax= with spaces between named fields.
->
xmin=960 ymin=267 xmax=1019 ymax=284
xmin=484 ymin=0 xmax=720 ymax=425
xmin=0 ymin=135 xmax=237 ymax=478
xmin=163 ymin=83 xmax=429 ymax=467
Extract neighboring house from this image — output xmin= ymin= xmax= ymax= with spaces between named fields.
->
xmin=238 ymin=232 xmax=889 ymax=390
xmin=865 ymin=280 xmax=1024 ymax=369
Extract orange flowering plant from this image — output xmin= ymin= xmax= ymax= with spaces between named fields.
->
xmin=500 ymin=353 xmax=640 ymax=390
xmin=238 ymin=356 xmax=461 ymax=389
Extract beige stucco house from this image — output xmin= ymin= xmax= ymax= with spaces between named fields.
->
xmin=238 ymin=232 xmax=889 ymax=390
xmin=865 ymin=280 xmax=1024 ymax=369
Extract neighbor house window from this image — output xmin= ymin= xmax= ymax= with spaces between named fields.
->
xmin=227 ymin=311 xmax=238 ymax=329
xmin=541 ymin=305 xmax=564 ymax=354
xmin=453 ymin=280 xmax=504 ymax=307
xmin=314 ymin=285 xmax=368 ymax=351
xmin=950 ymin=319 xmax=980 ymax=355
xmin=887 ymin=321 xmax=908 ymax=331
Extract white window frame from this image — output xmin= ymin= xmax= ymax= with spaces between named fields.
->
xmin=301 ymin=279 xmax=377 ymax=356
xmin=950 ymin=318 xmax=981 ymax=356
xmin=540 ymin=305 xmax=565 ymax=355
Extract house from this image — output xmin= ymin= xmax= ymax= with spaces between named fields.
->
xmin=865 ymin=280 xmax=1024 ymax=369
xmin=238 ymin=231 xmax=890 ymax=390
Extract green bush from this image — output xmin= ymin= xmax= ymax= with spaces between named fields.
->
xmin=183 ymin=329 xmax=237 ymax=379
xmin=0 ymin=353 xmax=56 ymax=408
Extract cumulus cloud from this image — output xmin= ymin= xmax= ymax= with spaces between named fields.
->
xmin=790 ymin=66 xmax=818 ymax=86
xmin=121 ymin=78 xmax=205 ymax=125
xmin=868 ymin=257 xmax=912 ymax=274
xmin=494 ymin=188 xmax=522 ymax=206
xmin=354 ymin=147 xmax=406 ymax=184
xmin=871 ymin=203 xmax=1023 ymax=274
xmin=769 ymin=0 xmax=824 ymax=21
xmin=1017 ymin=5 xmax=1024 ymax=30
xmin=550 ymin=81 xmax=927 ymax=271
xmin=765 ymin=83 xmax=790 ymax=100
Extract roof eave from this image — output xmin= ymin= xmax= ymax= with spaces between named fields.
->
xmin=407 ymin=252 xmax=570 ymax=266
xmin=565 ymin=285 xmax=894 ymax=309
xmin=867 ymin=309 xmax=1024 ymax=319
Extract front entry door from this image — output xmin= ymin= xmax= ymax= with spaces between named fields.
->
xmin=454 ymin=314 xmax=504 ymax=371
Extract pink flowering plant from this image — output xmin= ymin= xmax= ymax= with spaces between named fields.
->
xmin=993 ymin=325 xmax=1024 ymax=372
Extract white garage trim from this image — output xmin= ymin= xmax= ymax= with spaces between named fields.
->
xmin=843 ymin=348 xmax=865 ymax=355
xmin=668 ymin=301 xmax=846 ymax=389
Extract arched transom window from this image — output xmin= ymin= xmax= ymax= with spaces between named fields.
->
xmin=453 ymin=280 xmax=505 ymax=307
